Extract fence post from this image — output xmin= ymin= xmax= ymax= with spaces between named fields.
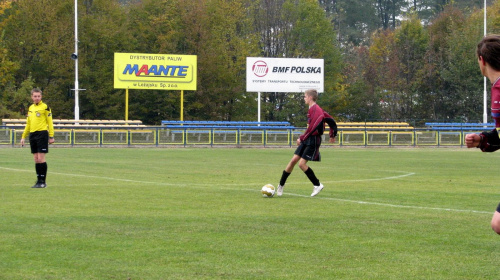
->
xmin=156 ymin=127 xmax=159 ymax=147
xmin=460 ymin=130 xmax=464 ymax=148
xmin=263 ymin=129 xmax=267 ymax=147
xmin=183 ymin=128 xmax=187 ymax=147
xmin=413 ymin=128 xmax=416 ymax=147
xmin=364 ymin=128 xmax=367 ymax=147
xmin=211 ymin=128 xmax=214 ymax=147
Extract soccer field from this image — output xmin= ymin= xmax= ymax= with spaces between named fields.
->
xmin=1 ymin=147 xmax=499 ymax=279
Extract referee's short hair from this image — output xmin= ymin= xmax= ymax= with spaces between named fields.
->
xmin=31 ymin=88 xmax=42 ymax=95
xmin=305 ymin=89 xmax=318 ymax=101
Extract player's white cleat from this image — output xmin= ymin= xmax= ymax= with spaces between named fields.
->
xmin=277 ymin=184 xmax=284 ymax=196
xmin=311 ymin=183 xmax=324 ymax=197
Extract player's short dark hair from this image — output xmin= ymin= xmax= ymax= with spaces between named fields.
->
xmin=305 ymin=89 xmax=318 ymax=101
xmin=477 ymin=35 xmax=500 ymax=71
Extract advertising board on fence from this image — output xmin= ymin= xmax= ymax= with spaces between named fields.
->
xmin=114 ymin=53 xmax=197 ymax=90
xmin=246 ymin=57 xmax=324 ymax=93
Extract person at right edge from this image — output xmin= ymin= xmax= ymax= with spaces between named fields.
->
xmin=465 ymin=35 xmax=500 ymax=234
xmin=277 ymin=89 xmax=337 ymax=197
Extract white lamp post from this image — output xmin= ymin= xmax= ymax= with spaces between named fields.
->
xmin=73 ymin=0 xmax=79 ymax=121
xmin=72 ymin=0 xmax=85 ymax=122
xmin=483 ymin=0 xmax=488 ymax=124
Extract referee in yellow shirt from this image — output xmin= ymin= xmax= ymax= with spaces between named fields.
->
xmin=20 ymin=88 xmax=55 ymax=188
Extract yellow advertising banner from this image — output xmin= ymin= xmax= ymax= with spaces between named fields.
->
xmin=114 ymin=53 xmax=197 ymax=90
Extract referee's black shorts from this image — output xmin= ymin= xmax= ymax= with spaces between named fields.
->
xmin=29 ymin=131 xmax=49 ymax=154
xmin=294 ymin=135 xmax=322 ymax=162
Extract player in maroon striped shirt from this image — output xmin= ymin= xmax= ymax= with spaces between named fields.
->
xmin=465 ymin=35 xmax=500 ymax=234
xmin=277 ymin=89 xmax=337 ymax=197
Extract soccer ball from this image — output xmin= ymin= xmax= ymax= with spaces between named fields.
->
xmin=261 ymin=184 xmax=275 ymax=198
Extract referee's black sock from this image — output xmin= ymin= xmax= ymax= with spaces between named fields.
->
xmin=35 ymin=163 xmax=42 ymax=183
xmin=279 ymin=170 xmax=291 ymax=186
xmin=40 ymin=162 xmax=47 ymax=183
xmin=304 ymin=167 xmax=320 ymax=186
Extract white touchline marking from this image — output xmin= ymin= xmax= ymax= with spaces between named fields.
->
xmin=0 ymin=166 xmax=180 ymax=186
xmin=323 ymin=171 xmax=416 ymax=183
xmin=276 ymin=192 xmax=491 ymax=214
xmin=0 ymin=167 xmax=414 ymax=186
xmin=0 ymin=166 xmax=490 ymax=214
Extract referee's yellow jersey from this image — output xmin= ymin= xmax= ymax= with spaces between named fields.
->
xmin=21 ymin=101 xmax=54 ymax=139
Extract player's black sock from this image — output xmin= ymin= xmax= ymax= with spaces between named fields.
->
xmin=304 ymin=167 xmax=320 ymax=186
xmin=39 ymin=162 xmax=47 ymax=183
xmin=279 ymin=170 xmax=291 ymax=186
xmin=35 ymin=163 xmax=42 ymax=183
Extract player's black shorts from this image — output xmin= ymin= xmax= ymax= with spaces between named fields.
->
xmin=29 ymin=131 xmax=49 ymax=154
xmin=294 ymin=135 xmax=321 ymax=162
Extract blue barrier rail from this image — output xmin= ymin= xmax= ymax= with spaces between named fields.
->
xmin=425 ymin=122 xmax=495 ymax=130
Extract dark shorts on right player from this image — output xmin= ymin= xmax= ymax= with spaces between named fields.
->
xmin=294 ymin=135 xmax=322 ymax=162
xmin=29 ymin=131 xmax=49 ymax=154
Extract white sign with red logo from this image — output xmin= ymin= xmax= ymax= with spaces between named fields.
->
xmin=246 ymin=57 xmax=324 ymax=93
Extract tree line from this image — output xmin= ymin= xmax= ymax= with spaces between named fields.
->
xmin=0 ymin=0 xmax=498 ymax=126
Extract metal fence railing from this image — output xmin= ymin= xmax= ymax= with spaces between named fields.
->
xmin=0 ymin=126 xmax=492 ymax=147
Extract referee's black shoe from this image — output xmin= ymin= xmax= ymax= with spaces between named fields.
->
xmin=31 ymin=182 xmax=46 ymax=188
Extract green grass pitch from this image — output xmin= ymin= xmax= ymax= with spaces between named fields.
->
xmin=1 ymin=147 xmax=499 ymax=279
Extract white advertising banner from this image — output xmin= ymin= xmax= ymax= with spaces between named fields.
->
xmin=246 ymin=57 xmax=324 ymax=93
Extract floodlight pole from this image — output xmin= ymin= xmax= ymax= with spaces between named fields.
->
xmin=74 ymin=0 xmax=79 ymax=122
xmin=483 ymin=0 xmax=488 ymax=124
